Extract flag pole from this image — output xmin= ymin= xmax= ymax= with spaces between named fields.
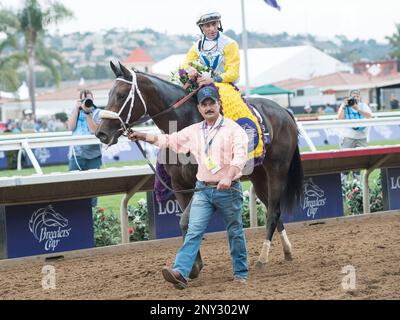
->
xmin=240 ymin=0 xmax=250 ymax=97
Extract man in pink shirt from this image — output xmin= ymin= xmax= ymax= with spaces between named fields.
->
xmin=128 ymin=86 xmax=249 ymax=289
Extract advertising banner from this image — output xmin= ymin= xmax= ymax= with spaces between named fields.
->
xmin=382 ymin=167 xmax=400 ymax=210
xmin=147 ymin=191 xmax=226 ymax=239
xmin=283 ymin=173 xmax=344 ymax=223
xmin=1 ymin=199 xmax=94 ymax=259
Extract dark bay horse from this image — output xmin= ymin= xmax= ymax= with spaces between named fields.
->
xmin=96 ymin=61 xmax=304 ymax=277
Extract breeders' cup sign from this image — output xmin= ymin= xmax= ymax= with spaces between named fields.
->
xmin=303 ymin=178 xmax=327 ymax=218
xmin=283 ymin=173 xmax=344 ymax=223
xmin=147 ymin=191 xmax=226 ymax=239
xmin=28 ymin=205 xmax=71 ymax=252
xmin=34 ymin=148 xmax=51 ymax=164
xmin=3 ymin=199 xmax=94 ymax=259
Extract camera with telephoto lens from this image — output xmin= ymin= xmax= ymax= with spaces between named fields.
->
xmin=347 ymin=97 xmax=357 ymax=107
xmin=81 ymin=98 xmax=94 ymax=108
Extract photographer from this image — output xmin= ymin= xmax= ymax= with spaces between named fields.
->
xmin=337 ymin=89 xmax=372 ymax=148
xmin=68 ymin=89 xmax=102 ymax=207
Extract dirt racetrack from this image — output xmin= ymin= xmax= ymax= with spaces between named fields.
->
xmin=0 ymin=212 xmax=399 ymax=300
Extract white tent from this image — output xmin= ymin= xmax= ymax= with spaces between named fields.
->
xmin=152 ymin=45 xmax=351 ymax=87
xmin=16 ymin=82 xmax=29 ymax=100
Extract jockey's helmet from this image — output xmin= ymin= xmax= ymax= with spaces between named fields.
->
xmin=196 ymin=12 xmax=223 ymax=32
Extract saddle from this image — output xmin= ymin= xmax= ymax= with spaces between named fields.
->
xmin=249 ymin=103 xmax=273 ymax=145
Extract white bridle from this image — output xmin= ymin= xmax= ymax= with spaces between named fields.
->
xmin=99 ymin=69 xmax=147 ymax=133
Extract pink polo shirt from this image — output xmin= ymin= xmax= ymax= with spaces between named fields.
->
xmin=155 ymin=116 xmax=249 ymax=183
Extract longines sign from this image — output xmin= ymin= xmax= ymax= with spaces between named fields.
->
xmin=147 ymin=191 xmax=226 ymax=239
xmin=382 ymin=167 xmax=400 ymax=210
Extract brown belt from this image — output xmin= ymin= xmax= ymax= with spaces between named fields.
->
xmin=201 ymin=180 xmax=239 ymax=186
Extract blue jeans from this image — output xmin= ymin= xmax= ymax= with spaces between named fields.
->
xmin=69 ymin=156 xmax=102 ymax=207
xmin=173 ymin=180 xmax=248 ymax=280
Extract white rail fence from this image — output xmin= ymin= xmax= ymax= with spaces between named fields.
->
xmin=0 ymin=126 xmax=160 ymax=174
xmin=297 ymin=116 xmax=400 ymax=152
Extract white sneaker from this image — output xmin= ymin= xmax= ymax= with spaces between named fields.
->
xmin=233 ymin=276 xmax=247 ymax=284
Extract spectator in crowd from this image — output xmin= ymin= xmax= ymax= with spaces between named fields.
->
xmin=68 ymin=89 xmax=102 ymax=207
xmin=325 ymin=103 xmax=335 ymax=113
xmin=304 ymin=104 xmax=313 ymax=114
xmin=390 ymin=94 xmax=399 ymax=110
xmin=47 ymin=115 xmax=57 ymax=132
xmin=48 ymin=115 xmax=67 ymax=132
xmin=4 ymin=123 xmax=13 ymax=133
xmin=337 ymin=89 xmax=372 ymax=149
xmin=35 ymin=119 xmax=44 ymax=132
xmin=5 ymin=119 xmax=13 ymax=128
xmin=15 ymin=120 xmax=22 ymax=132
xmin=21 ymin=110 xmax=36 ymax=133
xmin=56 ymin=120 xmax=67 ymax=131
xmin=317 ymin=106 xmax=326 ymax=115
xmin=11 ymin=121 xmax=21 ymax=133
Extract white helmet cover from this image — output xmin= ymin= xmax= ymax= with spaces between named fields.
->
xmin=196 ymin=12 xmax=221 ymax=26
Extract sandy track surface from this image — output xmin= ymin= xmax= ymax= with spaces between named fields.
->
xmin=0 ymin=213 xmax=399 ymax=300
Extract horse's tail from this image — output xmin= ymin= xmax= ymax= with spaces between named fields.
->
xmin=281 ymin=145 xmax=304 ymax=214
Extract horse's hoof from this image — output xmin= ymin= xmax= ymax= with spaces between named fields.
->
xmin=284 ymin=252 xmax=293 ymax=261
xmin=255 ymin=261 xmax=267 ymax=271
xmin=189 ymin=263 xmax=201 ymax=280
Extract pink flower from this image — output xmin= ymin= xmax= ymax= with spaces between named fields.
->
xmin=347 ymin=194 xmax=353 ymax=199
xmin=98 ymin=207 xmax=105 ymax=213
xmin=351 ymin=188 xmax=359 ymax=194
xmin=128 ymin=227 xmax=134 ymax=235
xmin=101 ymin=215 xmax=108 ymax=221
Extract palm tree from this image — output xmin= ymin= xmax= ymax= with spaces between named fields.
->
xmin=386 ymin=23 xmax=400 ymax=60
xmin=0 ymin=0 xmax=73 ymax=117
xmin=0 ymin=8 xmax=22 ymax=91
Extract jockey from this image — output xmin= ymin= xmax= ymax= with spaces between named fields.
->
xmin=183 ymin=11 xmax=240 ymax=87
xmin=181 ymin=11 xmax=265 ymax=163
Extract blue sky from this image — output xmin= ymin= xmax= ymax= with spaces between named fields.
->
xmin=1 ymin=0 xmax=399 ymax=42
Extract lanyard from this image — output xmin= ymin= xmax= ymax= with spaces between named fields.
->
xmin=202 ymin=117 xmax=224 ymax=156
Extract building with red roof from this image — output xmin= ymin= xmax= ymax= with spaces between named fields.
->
xmin=124 ymin=47 xmax=154 ymax=73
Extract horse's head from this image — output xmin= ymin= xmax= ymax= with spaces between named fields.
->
xmin=95 ymin=60 xmax=150 ymax=146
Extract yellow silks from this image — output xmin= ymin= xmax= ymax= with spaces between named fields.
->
xmin=214 ymin=82 xmax=264 ymax=160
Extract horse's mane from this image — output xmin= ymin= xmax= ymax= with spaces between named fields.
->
xmin=135 ymin=70 xmax=188 ymax=96
xmin=133 ymin=69 xmax=202 ymax=129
